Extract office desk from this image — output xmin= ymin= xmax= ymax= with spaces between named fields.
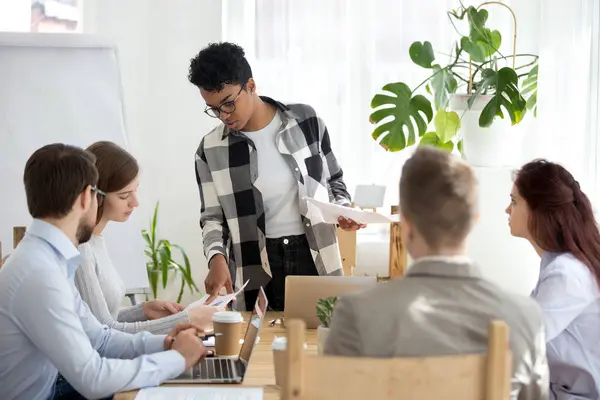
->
xmin=115 ymin=312 xmax=317 ymax=400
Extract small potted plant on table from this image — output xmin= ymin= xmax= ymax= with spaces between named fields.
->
xmin=316 ymin=296 xmax=338 ymax=355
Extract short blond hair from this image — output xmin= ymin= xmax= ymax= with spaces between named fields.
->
xmin=400 ymin=147 xmax=478 ymax=249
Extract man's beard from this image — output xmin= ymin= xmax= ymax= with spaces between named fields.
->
xmin=76 ymin=219 xmax=95 ymax=244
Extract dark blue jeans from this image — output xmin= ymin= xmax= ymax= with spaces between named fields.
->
xmin=51 ymin=374 xmax=112 ymax=400
xmin=244 ymin=234 xmax=319 ymax=311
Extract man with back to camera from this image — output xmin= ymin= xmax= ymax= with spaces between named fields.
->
xmin=0 ymin=143 xmax=207 ymax=400
xmin=188 ymin=42 xmax=364 ymax=311
xmin=324 ymin=147 xmax=549 ymax=400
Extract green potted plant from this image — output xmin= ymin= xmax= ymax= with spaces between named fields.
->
xmin=142 ymin=202 xmax=199 ymax=303
xmin=316 ymin=296 xmax=338 ymax=355
xmin=370 ymin=1 xmax=538 ymax=167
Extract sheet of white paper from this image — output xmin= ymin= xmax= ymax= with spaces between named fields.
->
xmin=304 ymin=197 xmax=400 ymax=225
xmin=201 ymin=337 xmax=256 ymax=348
xmin=135 ymin=386 xmax=263 ymax=400
xmin=185 ymin=280 xmax=250 ymax=311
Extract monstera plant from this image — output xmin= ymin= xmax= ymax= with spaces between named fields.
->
xmin=370 ymin=2 xmax=538 ymax=153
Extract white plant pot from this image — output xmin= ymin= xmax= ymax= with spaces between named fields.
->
xmin=450 ymin=94 xmax=522 ymax=168
xmin=317 ymin=325 xmax=330 ymax=355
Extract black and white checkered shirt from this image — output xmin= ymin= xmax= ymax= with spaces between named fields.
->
xmin=195 ymin=97 xmax=351 ymax=291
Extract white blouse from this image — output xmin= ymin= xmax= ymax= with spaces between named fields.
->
xmin=75 ymin=235 xmax=189 ymax=334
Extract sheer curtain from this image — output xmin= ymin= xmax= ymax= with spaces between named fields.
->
xmin=532 ymin=0 xmax=600 ymax=205
xmin=223 ymin=0 xmax=542 ymax=205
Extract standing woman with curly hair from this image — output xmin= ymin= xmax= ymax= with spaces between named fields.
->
xmin=507 ymin=159 xmax=600 ymax=399
xmin=188 ymin=42 xmax=364 ymax=311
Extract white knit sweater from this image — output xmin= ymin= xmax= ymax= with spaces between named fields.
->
xmin=75 ymin=235 xmax=189 ymax=334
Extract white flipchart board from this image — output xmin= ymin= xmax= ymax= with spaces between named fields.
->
xmin=0 ymin=33 xmax=148 ymax=293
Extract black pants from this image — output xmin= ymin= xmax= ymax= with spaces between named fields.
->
xmin=52 ymin=374 xmax=112 ymax=400
xmin=244 ymin=234 xmax=318 ymax=311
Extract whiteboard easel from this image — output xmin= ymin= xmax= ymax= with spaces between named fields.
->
xmin=0 ymin=33 xmax=149 ymax=293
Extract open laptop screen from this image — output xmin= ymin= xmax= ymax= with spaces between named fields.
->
xmin=239 ymin=287 xmax=268 ymax=363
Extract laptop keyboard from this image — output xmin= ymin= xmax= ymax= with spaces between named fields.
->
xmin=193 ymin=358 xmax=238 ymax=381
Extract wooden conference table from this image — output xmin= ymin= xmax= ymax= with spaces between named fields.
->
xmin=114 ymin=311 xmax=316 ymax=400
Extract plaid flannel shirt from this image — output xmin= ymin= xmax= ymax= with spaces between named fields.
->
xmin=195 ymin=97 xmax=351 ymax=291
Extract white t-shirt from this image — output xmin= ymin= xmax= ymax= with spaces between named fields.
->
xmin=243 ymin=112 xmax=305 ymax=238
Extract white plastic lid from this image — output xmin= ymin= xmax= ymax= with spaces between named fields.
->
xmin=272 ymin=336 xmax=307 ymax=351
xmin=212 ymin=311 xmax=244 ymax=323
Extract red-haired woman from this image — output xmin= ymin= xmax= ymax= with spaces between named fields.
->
xmin=507 ymin=159 xmax=600 ymax=399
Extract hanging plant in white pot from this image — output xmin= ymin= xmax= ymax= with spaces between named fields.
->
xmin=369 ymin=1 xmax=538 ymax=167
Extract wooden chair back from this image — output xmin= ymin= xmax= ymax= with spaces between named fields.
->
xmin=336 ymin=206 xmax=406 ymax=278
xmin=283 ymin=319 xmax=511 ymax=400
xmin=0 ymin=226 xmax=27 ymax=268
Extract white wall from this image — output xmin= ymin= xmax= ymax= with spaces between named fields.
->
xmin=81 ymin=0 xmax=542 ymax=303
xmin=0 ymin=0 xmax=30 ymax=32
xmin=84 ymin=0 xmax=222 ymax=303
xmin=354 ymin=167 xmax=540 ymax=296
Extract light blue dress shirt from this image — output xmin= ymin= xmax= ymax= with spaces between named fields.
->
xmin=0 ymin=219 xmax=186 ymax=400
xmin=532 ymin=252 xmax=600 ymax=400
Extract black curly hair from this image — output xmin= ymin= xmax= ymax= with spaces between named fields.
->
xmin=188 ymin=42 xmax=253 ymax=92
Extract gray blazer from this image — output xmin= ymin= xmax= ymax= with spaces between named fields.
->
xmin=324 ymin=258 xmax=549 ymax=400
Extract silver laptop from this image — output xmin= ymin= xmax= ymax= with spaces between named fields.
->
xmin=167 ymin=286 xmax=268 ymax=384
xmin=285 ymin=276 xmax=377 ymax=328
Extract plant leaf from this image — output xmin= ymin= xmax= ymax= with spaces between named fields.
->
xmin=522 ymin=65 xmax=538 ymax=117
xmin=143 ymin=199 xmax=200 ymax=300
xmin=172 ymin=244 xmax=192 ymax=280
xmin=468 ymin=68 xmax=497 ymax=109
xmin=460 ymin=36 xmax=486 ymax=62
xmin=315 ymin=296 xmax=338 ymax=327
xmin=409 ymin=41 xmax=435 ymax=69
xmin=478 ymin=67 xmax=527 ymax=127
xmin=460 ymin=7 xmax=502 ymax=60
xmin=467 ymin=7 xmax=501 ymax=55
xmin=419 ymin=132 xmax=454 ymax=152
xmin=457 ymin=139 xmax=464 ymax=155
xmin=483 ymin=30 xmax=502 ymax=57
xmin=434 ymin=110 xmax=461 ymax=143
xmin=147 ymin=266 xmax=158 ymax=299
xmin=141 ymin=230 xmax=152 ymax=248
xmin=430 ymin=65 xmax=458 ymax=110
xmin=467 ymin=7 xmax=488 ymax=40
xmin=159 ymin=245 xmax=170 ymax=289
xmin=177 ymin=278 xmax=185 ymax=303
xmin=150 ymin=202 xmax=159 ymax=250
xmin=370 ymin=82 xmax=433 ymax=152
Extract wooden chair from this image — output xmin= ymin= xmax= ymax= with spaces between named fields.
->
xmin=336 ymin=205 xmax=407 ymax=278
xmin=0 ymin=226 xmax=27 ymax=268
xmin=283 ymin=319 xmax=511 ymax=400
xmin=13 ymin=226 xmax=26 ymax=249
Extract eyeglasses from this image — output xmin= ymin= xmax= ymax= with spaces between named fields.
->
xmin=204 ymin=85 xmax=245 ymax=119
xmin=91 ymin=185 xmax=106 ymax=207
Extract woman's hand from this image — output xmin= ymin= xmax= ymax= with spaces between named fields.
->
xmin=187 ymin=305 xmax=221 ymax=331
xmin=143 ymin=299 xmax=184 ymax=320
xmin=338 ymin=216 xmax=366 ymax=231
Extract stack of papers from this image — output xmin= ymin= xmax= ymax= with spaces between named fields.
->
xmin=135 ymin=387 xmax=263 ymax=399
xmin=304 ymin=197 xmax=400 ymax=225
xmin=185 ymin=280 xmax=250 ymax=311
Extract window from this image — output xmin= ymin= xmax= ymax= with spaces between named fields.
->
xmin=0 ymin=0 xmax=83 ymax=33
xmin=224 ymin=0 xmax=526 ymax=205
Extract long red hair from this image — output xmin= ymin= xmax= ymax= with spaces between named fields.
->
xmin=515 ymin=159 xmax=600 ymax=286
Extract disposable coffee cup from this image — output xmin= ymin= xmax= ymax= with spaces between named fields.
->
xmin=272 ymin=336 xmax=307 ymax=387
xmin=213 ymin=311 xmax=244 ymax=356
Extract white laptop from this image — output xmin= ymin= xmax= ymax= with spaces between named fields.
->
xmin=166 ymin=287 xmax=268 ymax=384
